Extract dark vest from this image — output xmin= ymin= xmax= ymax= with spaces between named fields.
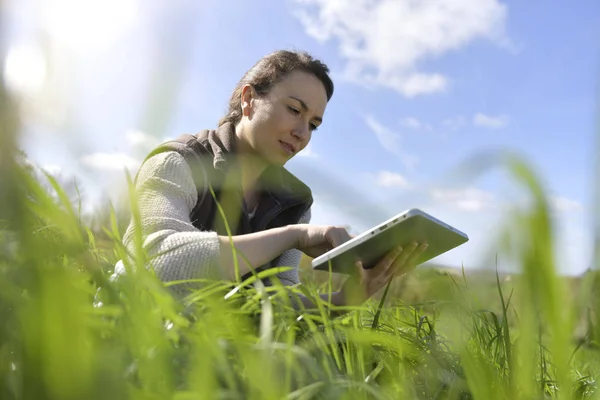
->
xmin=140 ymin=122 xmax=313 ymax=281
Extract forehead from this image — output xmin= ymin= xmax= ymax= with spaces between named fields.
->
xmin=270 ymin=71 xmax=328 ymax=115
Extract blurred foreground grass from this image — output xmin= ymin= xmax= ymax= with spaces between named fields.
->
xmin=2 ymin=54 xmax=600 ymax=400
xmin=3 ymin=149 xmax=600 ymax=400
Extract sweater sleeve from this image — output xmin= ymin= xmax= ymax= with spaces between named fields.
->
xmin=118 ymin=151 xmax=223 ymax=294
xmin=270 ymin=207 xmax=311 ymax=286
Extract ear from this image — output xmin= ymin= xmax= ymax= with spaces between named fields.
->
xmin=240 ymin=84 xmax=256 ymax=117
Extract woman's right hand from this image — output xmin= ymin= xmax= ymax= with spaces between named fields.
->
xmin=292 ymin=224 xmax=353 ymax=258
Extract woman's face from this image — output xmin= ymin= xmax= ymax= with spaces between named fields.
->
xmin=238 ymin=70 xmax=328 ymax=167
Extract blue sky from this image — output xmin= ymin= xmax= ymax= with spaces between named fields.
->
xmin=2 ymin=0 xmax=599 ymax=275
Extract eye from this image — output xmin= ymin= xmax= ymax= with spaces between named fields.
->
xmin=288 ymin=106 xmax=301 ymax=115
xmin=309 ymin=123 xmax=318 ymax=132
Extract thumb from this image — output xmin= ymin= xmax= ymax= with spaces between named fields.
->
xmin=332 ymin=230 xmax=353 ymax=248
xmin=354 ymin=259 xmax=365 ymax=274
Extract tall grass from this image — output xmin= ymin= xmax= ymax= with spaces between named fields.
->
xmin=3 ymin=118 xmax=600 ymax=400
xmin=2 ymin=35 xmax=600 ymax=400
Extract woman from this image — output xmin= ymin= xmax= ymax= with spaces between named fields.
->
xmin=118 ymin=50 xmax=427 ymax=309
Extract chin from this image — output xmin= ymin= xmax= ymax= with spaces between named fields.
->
xmin=274 ymin=153 xmax=293 ymax=167
xmin=273 ymin=157 xmax=289 ymax=167
xmin=258 ymin=152 xmax=286 ymax=168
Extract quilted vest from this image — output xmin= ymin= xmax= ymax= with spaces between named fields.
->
xmin=140 ymin=122 xmax=313 ymax=282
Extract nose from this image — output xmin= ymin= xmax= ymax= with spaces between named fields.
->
xmin=291 ymin=122 xmax=311 ymax=141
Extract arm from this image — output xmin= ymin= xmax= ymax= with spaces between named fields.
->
xmin=269 ymin=208 xmax=312 ymax=286
xmin=268 ymin=208 xmax=352 ymax=313
xmin=121 ymin=151 xmax=303 ymax=292
xmin=217 ymin=227 xmax=300 ymax=280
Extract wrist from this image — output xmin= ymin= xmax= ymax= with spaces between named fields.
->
xmin=285 ymin=224 xmax=303 ymax=249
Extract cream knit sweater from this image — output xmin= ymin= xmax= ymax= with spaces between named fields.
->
xmin=114 ymin=151 xmax=310 ymax=297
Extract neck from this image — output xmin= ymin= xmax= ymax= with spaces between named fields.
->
xmin=234 ymin=125 xmax=268 ymax=193
xmin=238 ymin=154 xmax=267 ymax=194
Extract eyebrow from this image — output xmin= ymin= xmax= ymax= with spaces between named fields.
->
xmin=288 ymin=96 xmax=323 ymax=123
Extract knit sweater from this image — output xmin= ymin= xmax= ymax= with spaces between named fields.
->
xmin=113 ymin=150 xmax=310 ymax=297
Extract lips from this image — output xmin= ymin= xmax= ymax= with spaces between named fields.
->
xmin=279 ymin=140 xmax=295 ymax=155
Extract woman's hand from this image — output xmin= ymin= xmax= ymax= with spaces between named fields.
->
xmin=292 ymin=224 xmax=353 ymax=258
xmin=341 ymin=241 xmax=428 ymax=306
xmin=291 ymin=224 xmax=427 ymax=306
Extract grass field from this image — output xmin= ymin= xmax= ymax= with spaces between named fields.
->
xmin=2 ymin=159 xmax=600 ymax=400
xmin=2 ymin=51 xmax=600 ymax=400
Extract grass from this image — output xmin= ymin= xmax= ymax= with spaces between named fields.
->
xmin=2 ymin=55 xmax=600 ymax=400
xmin=2 ymin=133 xmax=600 ymax=400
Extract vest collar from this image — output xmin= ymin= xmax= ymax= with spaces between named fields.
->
xmin=205 ymin=122 xmax=313 ymax=205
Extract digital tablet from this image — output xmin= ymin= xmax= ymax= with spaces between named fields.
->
xmin=311 ymin=208 xmax=468 ymax=274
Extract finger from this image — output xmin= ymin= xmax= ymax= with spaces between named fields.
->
xmin=386 ymin=244 xmax=405 ymax=267
xmin=381 ymin=268 xmax=399 ymax=285
xmin=351 ymin=260 xmax=366 ymax=280
xmin=395 ymin=242 xmax=428 ymax=274
xmin=405 ymin=242 xmax=428 ymax=265
xmin=327 ymin=227 xmax=353 ymax=248
xmin=335 ymin=228 xmax=353 ymax=246
xmin=387 ymin=242 xmax=419 ymax=277
xmin=355 ymin=260 xmax=364 ymax=274
xmin=367 ymin=244 xmax=404 ymax=276
xmin=390 ymin=241 xmax=419 ymax=271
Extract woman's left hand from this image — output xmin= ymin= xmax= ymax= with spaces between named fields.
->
xmin=340 ymin=241 xmax=428 ymax=306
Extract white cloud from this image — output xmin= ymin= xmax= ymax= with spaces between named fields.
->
xmin=442 ymin=115 xmax=468 ymax=131
xmin=41 ymin=164 xmax=62 ymax=176
xmin=78 ymin=128 xmax=160 ymax=175
xmin=473 ymin=113 xmax=509 ymax=129
xmin=124 ymin=129 xmax=164 ymax=159
xmin=400 ymin=117 xmax=421 ymax=129
xmin=363 ymin=114 xmax=419 ymax=169
xmin=440 ymin=113 xmax=510 ymax=131
xmin=298 ymin=143 xmax=318 ymax=158
xmin=399 ymin=117 xmax=432 ymax=131
xmin=374 ymin=170 xmax=409 ymax=188
xmin=80 ymin=152 xmax=139 ymax=172
xmin=292 ymin=0 xmax=511 ymax=97
xmin=365 ymin=115 xmax=399 ymax=149
xmin=383 ymin=72 xmax=448 ymax=97
xmin=430 ymin=187 xmax=495 ymax=212
xmin=550 ymin=196 xmax=583 ymax=213
xmin=125 ymin=129 xmax=158 ymax=147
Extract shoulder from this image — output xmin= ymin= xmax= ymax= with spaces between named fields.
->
xmin=137 ymin=150 xmax=193 ymax=184
xmin=137 ymin=133 xmax=216 ymax=189
xmin=132 ymin=151 xmax=200 ymax=207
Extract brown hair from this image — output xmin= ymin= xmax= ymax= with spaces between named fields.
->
xmin=218 ymin=50 xmax=334 ymax=127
